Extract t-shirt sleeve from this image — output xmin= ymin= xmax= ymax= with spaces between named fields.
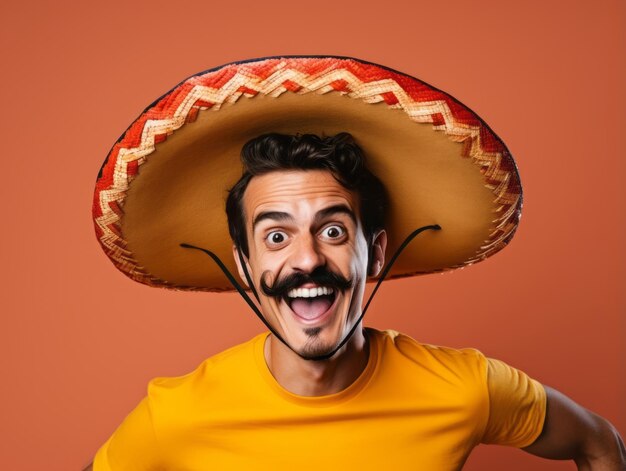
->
xmin=481 ymin=357 xmax=547 ymax=447
xmin=93 ymin=397 xmax=162 ymax=471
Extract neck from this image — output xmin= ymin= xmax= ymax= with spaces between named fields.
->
xmin=263 ymin=325 xmax=369 ymax=397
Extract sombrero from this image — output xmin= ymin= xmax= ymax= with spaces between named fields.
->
xmin=93 ymin=55 xmax=522 ymax=292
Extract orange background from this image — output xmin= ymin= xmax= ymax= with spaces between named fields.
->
xmin=1 ymin=1 xmax=623 ymax=469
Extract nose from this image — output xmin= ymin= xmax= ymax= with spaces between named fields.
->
xmin=289 ymin=233 xmax=326 ymax=273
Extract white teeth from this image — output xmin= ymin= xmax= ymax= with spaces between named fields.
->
xmin=286 ymin=286 xmax=334 ymax=298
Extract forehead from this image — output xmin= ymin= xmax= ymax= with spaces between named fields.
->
xmin=243 ymin=170 xmax=357 ymax=219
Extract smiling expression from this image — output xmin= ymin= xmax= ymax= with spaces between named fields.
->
xmin=234 ymin=170 xmax=384 ymax=359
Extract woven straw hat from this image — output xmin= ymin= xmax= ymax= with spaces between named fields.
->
xmin=93 ymin=56 xmax=522 ymax=292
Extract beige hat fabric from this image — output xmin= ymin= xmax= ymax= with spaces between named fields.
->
xmin=93 ymin=56 xmax=522 ymax=292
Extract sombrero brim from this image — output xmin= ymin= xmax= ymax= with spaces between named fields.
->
xmin=93 ymin=56 xmax=522 ymax=292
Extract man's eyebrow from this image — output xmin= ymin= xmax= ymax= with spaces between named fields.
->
xmin=252 ymin=211 xmax=294 ymax=232
xmin=315 ymin=204 xmax=357 ymax=224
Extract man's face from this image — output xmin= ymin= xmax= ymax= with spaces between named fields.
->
xmin=235 ymin=170 xmax=380 ymax=359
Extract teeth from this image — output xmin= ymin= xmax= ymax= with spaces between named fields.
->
xmin=286 ymin=286 xmax=334 ymax=298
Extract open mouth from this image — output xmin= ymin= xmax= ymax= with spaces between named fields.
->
xmin=282 ymin=286 xmax=337 ymax=322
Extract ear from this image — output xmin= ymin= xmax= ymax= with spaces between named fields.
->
xmin=368 ymin=230 xmax=387 ymax=278
xmin=232 ymin=245 xmax=251 ymax=288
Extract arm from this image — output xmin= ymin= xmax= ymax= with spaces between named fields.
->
xmin=522 ymin=386 xmax=626 ymax=470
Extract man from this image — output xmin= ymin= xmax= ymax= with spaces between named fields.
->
xmin=89 ymin=57 xmax=624 ymax=470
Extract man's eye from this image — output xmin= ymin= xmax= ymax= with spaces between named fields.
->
xmin=266 ymin=231 xmax=288 ymax=246
xmin=320 ymin=225 xmax=345 ymax=240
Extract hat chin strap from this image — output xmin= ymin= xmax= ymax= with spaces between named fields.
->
xmin=180 ymin=223 xmax=440 ymax=362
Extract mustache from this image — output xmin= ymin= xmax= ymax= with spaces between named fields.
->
xmin=260 ymin=266 xmax=353 ymax=298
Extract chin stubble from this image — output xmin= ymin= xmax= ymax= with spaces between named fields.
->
xmin=298 ymin=326 xmax=337 ymax=360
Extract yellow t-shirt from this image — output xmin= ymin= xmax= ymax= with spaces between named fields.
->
xmin=94 ymin=328 xmax=546 ymax=470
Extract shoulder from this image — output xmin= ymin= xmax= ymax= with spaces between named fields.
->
xmin=367 ymin=328 xmax=489 ymax=406
xmin=145 ymin=333 xmax=266 ymax=417
xmin=367 ymin=328 xmax=492 ymax=440
xmin=369 ymin=327 xmax=488 ymax=380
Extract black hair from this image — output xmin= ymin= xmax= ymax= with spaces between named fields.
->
xmin=225 ymin=133 xmax=388 ymax=263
